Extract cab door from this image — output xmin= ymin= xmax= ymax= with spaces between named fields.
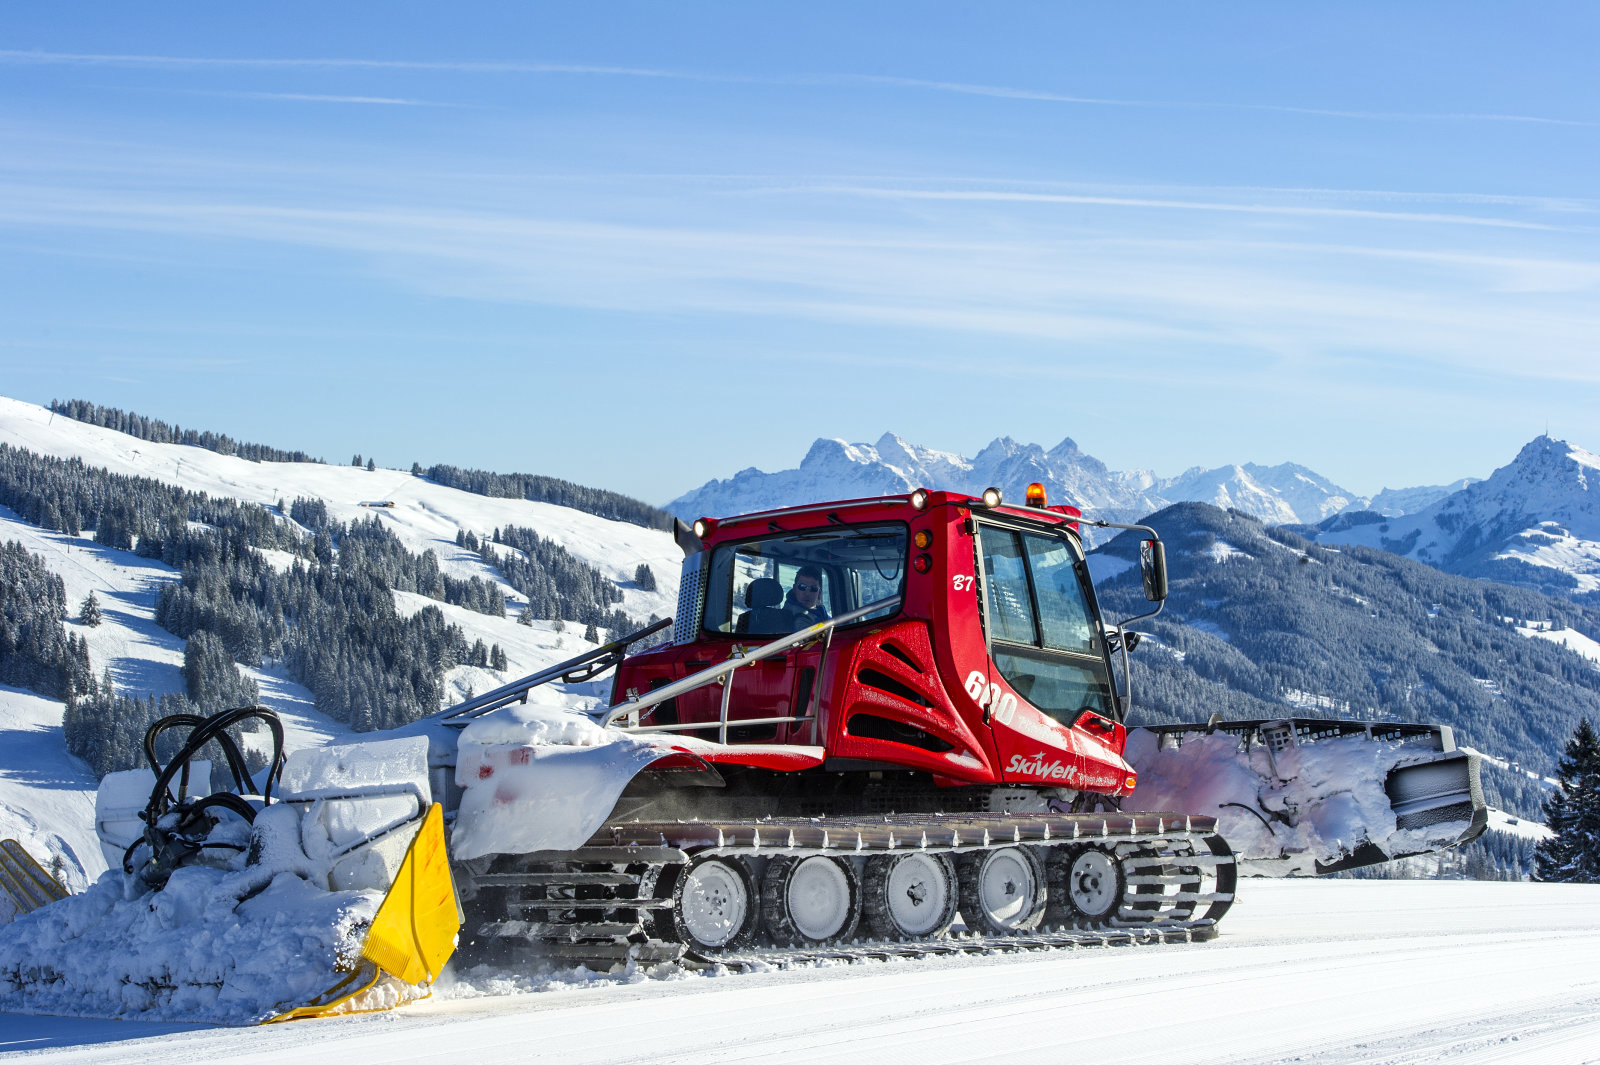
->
xmin=675 ymin=560 xmax=810 ymax=740
xmin=972 ymin=523 xmax=1128 ymax=792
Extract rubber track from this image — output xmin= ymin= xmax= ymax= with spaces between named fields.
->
xmin=469 ymin=811 xmax=1236 ymax=971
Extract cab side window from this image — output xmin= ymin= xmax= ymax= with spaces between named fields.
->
xmin=977 ymin=524 xmax=1113 ymax=723
xmin=978 ymin=528 xmax=1037 ymax=645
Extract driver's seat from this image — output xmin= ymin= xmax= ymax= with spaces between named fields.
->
xmin=736 ymin=578 xmax=790 ymax=634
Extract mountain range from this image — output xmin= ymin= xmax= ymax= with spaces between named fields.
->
xmin=667 ymin=431 xmax=1472 ymax=528
xmin=670 ymin=430 xmax=1600 ymax=608
xmin=1305 ymin=437 xmax=1600 ymax=608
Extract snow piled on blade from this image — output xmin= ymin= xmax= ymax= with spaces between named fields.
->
xmin=0 ymin=828 xmax=390 ymax=1024
xmin=0 ymin=738 xmax=438 ymax=1025
xmin=451 ymin=703 xmax=662 ymax=860
xmin=1123 ymin=727 xmax=1454 ymax=874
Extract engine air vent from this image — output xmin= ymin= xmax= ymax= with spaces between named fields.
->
xmin=858 ymin=667 xmax=933 ymax=708
xmin=847 ymin=713 xmax=954 ymax=753
xmin=879 ymin=641 xmax=924 ymax=673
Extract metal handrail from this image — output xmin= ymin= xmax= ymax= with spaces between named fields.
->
xmin=627 ymin=714 xmax=815 ymax=735
xmin=594 ymin=595 xmax=902 ymax=730
xmin=434 ymin=618 xmax=672 ymax=725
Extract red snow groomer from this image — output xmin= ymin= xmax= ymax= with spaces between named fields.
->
xmin=449 ymin=486 xmax=1486 ymax=968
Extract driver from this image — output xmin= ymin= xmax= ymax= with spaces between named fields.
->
xmin=784 ymin=566 xmax=829 ymax=630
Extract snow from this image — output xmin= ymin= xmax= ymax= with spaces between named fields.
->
xmin=1184 ymin=619 xmax=1231 ymax=643
xmin=451 ymin=733 xmax=662 ymax=860
xmin=0 ymin=685 xmax=102 ymax=893
xmin=450 ymin=701 xmax=679 ymax=859
xmin=1496 ymin=525 xmax=1600 ymax=593
xmin=0 ymin=739 xmax=443 ymax=1025
xmin=669 ymin=431 xmax=1366 ymax=528
xmin=1208 ymin=539 xmax=1247 ymax=563
xmin=1084 ymin=553 xmax=1135 ymax=585
xmin=0 ymin=505 xmax=346 ymax=890
xmin=1123 ymin=727 xmax=1460 ymax=875
xmin=1316 ymin=435 xmax=1600 ymax=594
xmin=1516 ymin=621 xmax=1600 ymax=667
xmin=3 ymin=879 xmax=1598 ymax=1062
xmin=0 ymin=858 xmax=393 ymax=1026
xmin=1487 ymin=807 xmax=1553 ymax=842
xmin=0 ymin=396 xmax=681 ymax=627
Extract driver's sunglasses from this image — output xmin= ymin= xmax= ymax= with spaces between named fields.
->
xmin=796 ymin=582 xmax=821 ymax=594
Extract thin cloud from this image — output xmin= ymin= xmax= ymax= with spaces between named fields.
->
xmin=831 ymin=74 xmax=1593 ymax=127
xmin=0 ymin=49 xmax=712 ymax=80
xmin=4 ymin=183 xmax=1594 ymax=385
xmin=4 ymin=50 xmax=1587 ymax=127
xmin=220 ymin=91 xmax=447 ymax=106
xmin=816 ymin=74 xmax=1140 ymax=107
xmin=793 ymin=184 xmax=1573 ymax=232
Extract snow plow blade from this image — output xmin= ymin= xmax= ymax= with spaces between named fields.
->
xmin=1124 ymin=719 xmax=1487 ymax=877
xmin=266 ymin=802 xmax=460 ymax=1023
xmin=0 ymin=839 xmax=68 ymax=923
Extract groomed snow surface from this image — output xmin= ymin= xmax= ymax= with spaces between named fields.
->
xmin=1 ymin=879 xmax=1596 ymax=1064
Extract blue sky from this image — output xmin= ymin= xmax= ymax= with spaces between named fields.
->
xmin=1 ymin=3 xmax=1595 ymax=505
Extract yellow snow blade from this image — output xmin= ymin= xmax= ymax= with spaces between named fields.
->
xmin=265 ymin=803 xmax=459 ymax=1023
xmin=1 ymin=839 xmax=69 ymax=919
xmin=361 ymin=802 xmax=460 ymax=986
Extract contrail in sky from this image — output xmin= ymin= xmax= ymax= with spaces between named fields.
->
xmin=2 ymin=50 xmax=1587 ymax=126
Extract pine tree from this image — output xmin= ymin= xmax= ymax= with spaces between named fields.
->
xmin=366 ymin=457 xmax=376 ymax=472
xmin=80 ymin=591 xmax=102 ymax=627
xmin=634 ymin=563 xmax=657 ymax=591
xmin=1534 ymin=717 xmax=1600 ymax=883
xmin=584 ymin=621 xmax=599 ymax=643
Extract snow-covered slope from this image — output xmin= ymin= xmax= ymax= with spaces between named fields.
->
xmin=0 ymin=394 xmax=681 ymax=888
xmin=1315 ymin=436 xmax=1600 ymax=601
xmin=669 ymin=431 xmax=1367 ymax=526
xmin=0 ymin=501 xmax=358 ymax=885
xmin=1361 ymin=477 xmax=1479 ymax=519
xmin=4 ymin=879 xmax=1597 ymax=1064
xmin=0 ymin=397 xmax=681 ymax=626
xmin=1517 ymin=621 xmax=1600 ymax=667
xmin=1160 ymin=461 xmax=1357 ymax=525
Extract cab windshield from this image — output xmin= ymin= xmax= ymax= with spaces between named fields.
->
xmin=703 ymin=523 xmax=907 ymax=636
xmin=977 ymin=524 xmax=1117 ymax=723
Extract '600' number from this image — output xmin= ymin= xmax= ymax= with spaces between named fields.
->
xmin=963 ymin=670 xmax=1017 ymax=724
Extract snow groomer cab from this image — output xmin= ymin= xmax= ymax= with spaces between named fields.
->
xmin=611 ymin=485 xmax=1169 ymax=807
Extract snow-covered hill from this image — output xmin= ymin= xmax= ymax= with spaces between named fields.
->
xmin=0 ymin=394 xmax=681 ymax=887
xmin=0 ymin=397 xmax=681 ymax=625
xmin=1365 ymin=477 xmax=1479 ymax=518
xmin=669 ymin=431 xmax=1372 ymax=527
xmin=1314 ymin=436 xmax=1600 ymax=602
xmin=0 ymin=507 xmax=351 ymax=886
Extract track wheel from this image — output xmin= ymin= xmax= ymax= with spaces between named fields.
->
xmin=668 ymin=857 xmax=760 ymax=953
xmin=957 ymin=846 xmax=1046 ymax=935
xmin=863 ymin=852 xmax=958 ymax=940
xmin=1050 ymin=845 xmax=1124 ymax=927
xmin=762 ymin=855 xmax=861 ymax=945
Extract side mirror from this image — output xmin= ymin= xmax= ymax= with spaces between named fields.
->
xmin=1139 ymin=538 xmax=1168 ymax=602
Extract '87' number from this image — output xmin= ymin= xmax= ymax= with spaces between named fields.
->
xmin=952 ymin=574 xmax=975 ymax=592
